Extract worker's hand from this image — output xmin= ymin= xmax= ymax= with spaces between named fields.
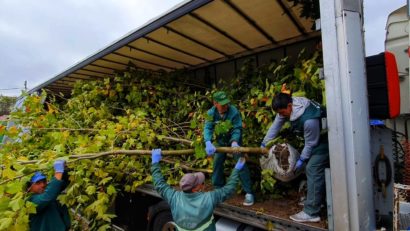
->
xmin=235 ymin=157 xmax=246 ymax=170
xmin=231 ymin=141 xmax=240 ymax=154
xmin=260 ymin=143 xmax=266 ymax=149
xmin=53 ymin=160 xmax=66 ymax=173
xmin=294 ymin=157 xmax=307 ymax=172
xmin=151 ymin=149 xmax=162 ymax=164
xmin=205 ymin=141 xmax=216 ymax=156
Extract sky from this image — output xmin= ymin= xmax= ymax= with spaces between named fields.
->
xmin=0 ymin=0 xmax=407 ymax=97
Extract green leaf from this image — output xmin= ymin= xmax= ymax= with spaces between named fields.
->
xmin=214 ymin=120 xmax=232 ymax=136
xmin=190 ymin=120 xmax=197 ymax=129
xmin=97 ymin=224 xmax=111 ymax=231
xmin=97 ymin=213 xmax=116 ymax=222
xmin=77 ymin=195 xmax=90 ymax=204
xmin=5 ymin=181 xmax=23 ymax=194
xmin=99 ymin=177 xmax=112 ymax=186
xmin=194 ymin=144 xmax=206 ymax=159
xmin=107 ymin=185 xmax=116 ymax=195
xmin=0 ymin=217 xmax=13 ymax=230
xmin=124 ymin=185 xmax=131 ymax=192
xmin=25 ymin=201 xmax=37 ymax=214
xmin=9 ymin=198 xmax=23 ymax=211
xmin=0 ymin=197 xmax=10 ymax=211
xmin=86 ymin=185 xmax=96 ymax=195
xmin=2 ymin=168 xmax=17 ymax=179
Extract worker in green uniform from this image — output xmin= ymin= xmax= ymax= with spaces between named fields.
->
xmin=151 ymin=148 xmax=245 ymax=231
xmin=261 ymin=93 xmax=329 ymax=222
xmin=203 ymin=91 xmax=254 ymax=206
xmin=28 ymin=160 xmax=71 ymax=231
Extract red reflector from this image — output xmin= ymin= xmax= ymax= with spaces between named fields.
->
xmin=366 ymin=52 xmax=401 ymax=119
xmin=384 ymin=51 xmax=400 ymax=118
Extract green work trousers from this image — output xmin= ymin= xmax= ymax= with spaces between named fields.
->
xmin=212 ymin=152 xmax=252 ymax=194
xmin=304 ymin=143 xmax=329 ymax=216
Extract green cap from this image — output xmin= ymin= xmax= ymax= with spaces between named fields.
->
xmin=213 ymin=91 xmax=230 ymax=105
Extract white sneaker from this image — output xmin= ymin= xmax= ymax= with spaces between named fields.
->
xmin=289 ymin=211 xmax=320 ymax=222
xmin=243 ymin=193 xmax=254 ymax=206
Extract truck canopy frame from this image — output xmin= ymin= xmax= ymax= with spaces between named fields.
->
xmin=29 ymin=0 xmax=316 ymax=95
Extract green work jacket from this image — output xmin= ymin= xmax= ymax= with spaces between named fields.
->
xmin=203 ymin=105 xmax=242 ymax=146
xmin=29 ymin=173 xmax=70 ymax=231
xmin=151 ymin=163 xmax=240 ymax=230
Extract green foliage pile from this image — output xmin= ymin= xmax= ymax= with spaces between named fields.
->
xmin=0 ymin=49 xmax=323 ymax=230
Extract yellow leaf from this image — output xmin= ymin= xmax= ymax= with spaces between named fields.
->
xmin=2 ymin=168 xmax=17 ymax=179
xmin=130 ymin=122 xmax=137 ymax=128
xmin=8 ymin=126 xmax=18 ymax=136
xmin=47 ymin=104 xmax=55 ymax=114
xmin=281 ymin=83 xmax=291 ymax=94
xmin=63 ymin=131 xmax=70 ymax=139
xmin=17 ymin=156 xmax=28 ymax=161
xmin=266 ymin=221 xmax=274 ymax=231
xmin=94 ymin=169 xmax=108 ymax=178
xmin=115 ymin=124 xmax=123 ymax=132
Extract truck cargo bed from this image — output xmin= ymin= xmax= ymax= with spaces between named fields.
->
xmin=220 ymin=193 xmax=327 ymax=230
xmin=136 ymin=184 xmax=327 ymax=231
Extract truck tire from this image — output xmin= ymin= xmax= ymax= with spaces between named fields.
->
xmin=148 ymin=201 xmax=176 ymax=231
xmin=152 ymin=210 xmax=176 ymax=231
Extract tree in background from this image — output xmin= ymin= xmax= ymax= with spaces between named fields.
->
xmin=0 ymin=95 xmax=17 ymax=116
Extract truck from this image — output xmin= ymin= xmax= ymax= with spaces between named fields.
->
xmin=21 ymin=0 xmax=409 ymax=230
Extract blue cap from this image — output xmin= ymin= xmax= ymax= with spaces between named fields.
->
xmin=30 ymin=171 xmax=46 ymax=183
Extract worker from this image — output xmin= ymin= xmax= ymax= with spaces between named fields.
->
xmin=151 ymin=148 xmax=245 ymax=230
xmin=203 ymin=91 xmax=254 ymax=206
xmin=261 ymin=93 xmax=329 ymax=223
xmin=28 ymin=160 xmax=71 ymax=231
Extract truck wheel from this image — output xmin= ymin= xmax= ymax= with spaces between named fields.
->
xmin=152 ymin=210 xmax=176 ymax=231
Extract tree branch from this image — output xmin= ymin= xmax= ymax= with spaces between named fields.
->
xmin=17 ymin=147 xmax=267 ymax=165
xmin=27 ymin=127 xmax=193 ymax=146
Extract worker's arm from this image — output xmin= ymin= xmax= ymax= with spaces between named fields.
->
xmin=151 ymin=163 xmax=176 ymax=202
xmin=300 ymin=119 xmax=321 ymax=160
xmin=229 ymin=108 xmax=242 ymax=144
xmin=53 ymin=160 xmax=70 ymax=192
xmin=211 ymin=167 xmax=240 ymax=203
xmin=203 ymin=109 xmax=215 ymax=142
xmin=261 ymin=114 xmax=286 ymax=146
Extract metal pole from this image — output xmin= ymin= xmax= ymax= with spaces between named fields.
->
xmin=320 ymin=0 xmax=375 ymax=230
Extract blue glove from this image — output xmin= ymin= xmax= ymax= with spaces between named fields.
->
xmin=232 ymin=141 xmax=240 ymax=154
xmin=294 ymin=157 xmax=307 ymax=172
xmin=152 ymin=149 xmax=162 ymax=164
xmin=260 ymin=143 xmax=266 ymax=149
xmin=235 ymin=157 xmax=246 ymax=170
xmin=53 ymin=160 xmax=65 ymax=173
xmin=205 ymin=141 xmax=216 ymax=156
xmin=231 ymin=141 xmax=240 ymax=148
